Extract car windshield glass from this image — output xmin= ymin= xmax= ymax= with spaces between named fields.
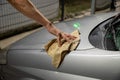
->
xmin=104 ymin=13 xmax=120 ymax=50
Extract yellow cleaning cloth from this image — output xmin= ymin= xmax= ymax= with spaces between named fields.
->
xmin=44 ymin=30 xmax=80 ymax=68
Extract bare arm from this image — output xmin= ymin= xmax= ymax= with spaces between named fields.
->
xmin=7 ymin=0 xmax=61 ymax=36
xmin=7 ymin=0 xmax=76 ymax=46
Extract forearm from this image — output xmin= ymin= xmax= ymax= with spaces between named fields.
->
xmin=7 ymin=0 xmax=61 ymax=36
xmin=7 ymin=0 xmax=50 ymax=26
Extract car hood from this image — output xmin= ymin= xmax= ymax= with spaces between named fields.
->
xmin=9 ymin=12 xmax=118 ymax=50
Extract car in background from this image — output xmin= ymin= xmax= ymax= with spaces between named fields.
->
xmin=0 ymin=12 xmax=120 ymax=80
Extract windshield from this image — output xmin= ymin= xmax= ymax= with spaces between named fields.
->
xmin=104 ymin=14 xmax=120 ymax=51
xmin=89 ymin=13 xmax=120 ymax=51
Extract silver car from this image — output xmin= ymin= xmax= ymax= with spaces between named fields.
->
xmin=0 ymin=12 xmax=120 ymax=80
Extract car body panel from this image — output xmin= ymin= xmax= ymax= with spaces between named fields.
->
xmin=3 ymin=12 xmax=120 ymax=80
xmin=6 ymin=48 xmax=120 ymax=80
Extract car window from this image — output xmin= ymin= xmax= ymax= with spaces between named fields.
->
xmin=105 ymin=18 xmax=120 ymax=50
xmin=89 ymin=17 xmax=120 ymax=51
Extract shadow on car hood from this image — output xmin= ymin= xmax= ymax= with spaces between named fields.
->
xmin=9 ymin=12 xmax=118 ymax=50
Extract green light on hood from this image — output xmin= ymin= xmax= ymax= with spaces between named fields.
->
xmin=73 ymin=22 xmax=80 ymax=29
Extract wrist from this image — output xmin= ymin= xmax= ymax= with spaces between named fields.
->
xmin=46 ymin=22 xmax=63 ymax=37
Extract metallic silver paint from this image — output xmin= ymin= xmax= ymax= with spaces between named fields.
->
xmin=3 ymin=12 xmax=120 ymax=80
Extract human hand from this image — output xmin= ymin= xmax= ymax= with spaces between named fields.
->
xmin=57 ymin=32 xmax=76 ymax=47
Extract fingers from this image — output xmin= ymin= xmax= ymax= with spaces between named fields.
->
xmin=57 ymin=32 xmax=77 ymax=47
xmin=63 ymin=33 xmax=77 ymax=42
xmin=66 ymin=34 xmax=77 ymax=40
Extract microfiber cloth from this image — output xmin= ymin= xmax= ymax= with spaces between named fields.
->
xmin=44 ymin=30 xmax=80 ymax=68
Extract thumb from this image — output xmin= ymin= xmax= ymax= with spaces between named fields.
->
xmin=57 ymin=33 xmax=62 ymax=47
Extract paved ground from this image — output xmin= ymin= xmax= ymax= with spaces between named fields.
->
xmin=0 ymin=2 xmax=120 ymax=49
